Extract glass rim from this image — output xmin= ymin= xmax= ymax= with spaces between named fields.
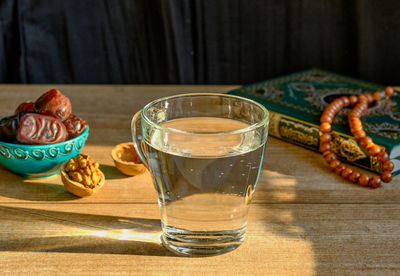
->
xmin=141 ymin=93 xmax=269 ymax=135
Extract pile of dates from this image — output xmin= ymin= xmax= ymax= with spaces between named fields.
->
xmin=0 ymin=89 xmax=87 ymax=144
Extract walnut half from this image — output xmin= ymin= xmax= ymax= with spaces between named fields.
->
xmin=61 ymin=154 xmax=105 ymax=197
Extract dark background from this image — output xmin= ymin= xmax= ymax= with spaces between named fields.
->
xmin=0 ymin=0 xmax=399 ymax=85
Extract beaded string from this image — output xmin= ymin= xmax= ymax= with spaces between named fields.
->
xmin=319 ymin=86 xmax=395 ymax=188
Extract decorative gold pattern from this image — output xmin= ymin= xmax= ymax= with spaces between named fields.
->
xmin=279 ymin=124 xmax=318 ymax=147
xmin=237 ymin=69 xmax=399 ymax=140
xmin=330 ymin=132 xmax=366 ymax=162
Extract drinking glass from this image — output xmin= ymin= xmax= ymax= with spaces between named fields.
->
xmin=131 ymin=93 xmax=269 ymax=256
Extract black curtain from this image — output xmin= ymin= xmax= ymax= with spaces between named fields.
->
xmin=0 ymin=0 xmax=399 ymax=85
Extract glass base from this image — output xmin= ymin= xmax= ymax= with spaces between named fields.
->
xmin=161 ymin=225 xmax=246 ymax=257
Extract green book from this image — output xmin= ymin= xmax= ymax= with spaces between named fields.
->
xmin=228 ymin=69 xmax=400 ymax=176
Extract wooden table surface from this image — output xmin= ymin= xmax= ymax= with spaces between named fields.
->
xmin=0 ymin=85 xmax=399 ymax=275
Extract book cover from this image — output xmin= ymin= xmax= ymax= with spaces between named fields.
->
xmin=228 ymin=69 xmax=400 ymax=175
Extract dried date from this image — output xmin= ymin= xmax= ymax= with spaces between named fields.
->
xmin=0 ymin=115 xmax=20 ymax=142
xmin=0 ymin=112 xmax=28 ymax=142
xmin=34 ymin=89 xmax=72 ymax=121
xmin=63 ymin=114 xmax=88 ymax=138
xmin=17 ymin=113 xmax=68 ymax=144
xmin=15 ymin=101 xmax=35 ymax=114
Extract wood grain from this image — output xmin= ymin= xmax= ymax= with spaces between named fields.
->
xmin=0 ymin=85 xmax=399 ymax=275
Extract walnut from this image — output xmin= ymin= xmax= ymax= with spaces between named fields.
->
xmin=111 ymin=142 xmax=146 ymax=176
xmin=62 ymin=154 xmax=104 ymax=194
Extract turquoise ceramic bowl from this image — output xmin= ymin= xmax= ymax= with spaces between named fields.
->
xmin=0 ymin=126 xmax=89 ymax=178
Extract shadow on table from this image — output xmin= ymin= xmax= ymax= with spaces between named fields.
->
xmin=0 ymin=167 xmax=77 ymax=201
xmin=257 ymin=138 xmax=400 ymax=274
xmin=99 ymin=164 xmax=129 ymax=180
xmin=0 ymin=164 xmax=131 ymax=202
xmin=256 ymin=143 xmax=328 ymax=273
xmin=0 ymin=206 xmax=174 ymax=256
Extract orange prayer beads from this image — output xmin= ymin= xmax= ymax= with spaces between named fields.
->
xmin=319 ymin=86 xmax=395 ymax=188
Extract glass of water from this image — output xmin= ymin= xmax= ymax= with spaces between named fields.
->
xmin=131 ymin=93 xmax=269 ymax=256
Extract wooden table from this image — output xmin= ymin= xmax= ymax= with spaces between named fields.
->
xmin=0 ymin=85 xmax=399 ymax=275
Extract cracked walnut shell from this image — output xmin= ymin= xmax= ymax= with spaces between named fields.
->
xmin=111 ymin=142 xmax=146 ymax=176
xmin=61 ymin=154 xmax=105 ymax=197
